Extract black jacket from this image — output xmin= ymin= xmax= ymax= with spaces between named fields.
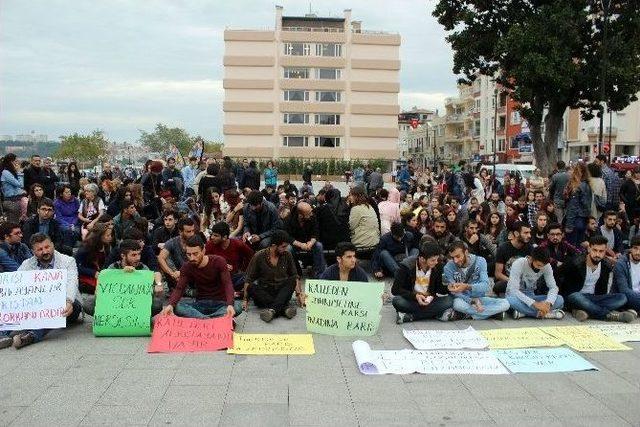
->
xmin=22 ymin=215 xmax=64 ymax=249
xmin=241 ymin=166 xmax=260 ymax=190
xmin=391 ymin=255 xmax=448 ymax=301
xmin=558 ymin=254 xmax=611 ymax=297
xmin=24 ymin=166 xmax=45 ymax=192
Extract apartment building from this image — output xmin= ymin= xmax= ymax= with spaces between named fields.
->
xmin=222 ymin=7 xmax=401 ymax=161
xmin=398 ymin=107 xmax=435 ymax=161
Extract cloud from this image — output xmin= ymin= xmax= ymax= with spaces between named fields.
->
xmin=97 ymin=79 xmax=224 ymax=98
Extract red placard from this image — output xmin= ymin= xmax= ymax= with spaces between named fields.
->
xmin=147 ymin=315 xmax=233 ymax=353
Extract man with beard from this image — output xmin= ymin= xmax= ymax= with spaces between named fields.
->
xmin=242 ymin=190 xmax=282 ymax=249
xmin=559 ymin=235 xmax=635 ymax=322
xmin=320 ymin=242 xmax=368 ymax=282
xmin=23 ymin=154 xmax=45 ymax=191
xmin=612 ymin=235 xmax=640 ymax=314
xmin=0 ymin=233 xmax=81 ymax=350
xmin=459 ymin=219 xmax=496 ymax=276
xmin=205 ymin=222 xmax=254 ymax=292
xmin=444 ymin=241 xmax=509 ymax=320
xmin=421 ymin=217 xmax=459 ymax=255
xmin=596 ymin=210 xmax=624 ymax=261
xmin=538 ymin=223 xmax=581 ymax=273
xmin=161 ymin=235 xmax=241 ymax=319
xmin=506 ymin=247 xmax=565 ymax=319
xmin=493 ymin=221 xmax=532 ymax=295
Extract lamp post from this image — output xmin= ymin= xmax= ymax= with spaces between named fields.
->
xmin=598 ymin=0 xmax=611 ymax=157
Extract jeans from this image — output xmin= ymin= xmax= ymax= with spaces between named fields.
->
xmin=379 ymin=248 xmax=418 ymax=277
xmin=290 ymin=242 xmax=327 ymax=277
xmin=507 ymin=291 xmax=565 ymax=318
xmin=392 ymin=295 xmax=453 ymax=321
xmin=622 ymin=291 xmax=640 ymax=312
xmin=231 ymin=272 xmax=245 ymax=292
xmin=249 ymin=278 xmax=296 ymax=317
xmin=493 ymin=281 xmax=507 ymax=296
xmin=554 ymin=206 xmax=565 ymax=226
xmin=175 ymin=299 xmax=243 ymax=319
xmin=566 ymin=292 xmax=627 ymax=320
xmin=566 ymin=216 xmax=587 ymax=247
xmin=59 ymin=224 xmax=78 ymax=248
xmin=453 ymin=297 xmax=510 ymax=320
xmin=0 ymin=300 xmax=82 ymax=343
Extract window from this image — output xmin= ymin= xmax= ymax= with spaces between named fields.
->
xmin=511 ymin=111 xmax=521 ymax=125
xmin=284 ymin=43 xmax=310 ymax=56
xmin=315 ymin=136 xmax=340 ymax=147
xmin=283 ymin=113 xmax=309 ymax=124
xmin=284 ymin=68 xmax=309 ymax=79
xmin=283 ymin=136 xmax=308 ymax=147
xmin=315 ymin=68 xmax=341 ymax=80
xmin=316 ymin=43 xmax=342 ymax=57
xmin=283 ymin=90 xmax=309 ymax=101
xmin=315 ymin=91 xmax=341 ymax=102
xmin=315 ymin=114 xmax=340 ymax=125
xmin=497 ymin=139 xmax=505 ymax=152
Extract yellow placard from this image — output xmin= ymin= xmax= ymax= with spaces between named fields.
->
xmin=589 ymin=324 xmax=640 ymax=343
xmin=227 ymin=333 xmax=315 ymax=355
xmin=480 ymin=327 xmax=564 ymax=349
xmin=540 ymin=326 xmax=632 ymax=352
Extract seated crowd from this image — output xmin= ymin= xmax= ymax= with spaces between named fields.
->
xmin=0 ymin=153 xmax=639 ymax=350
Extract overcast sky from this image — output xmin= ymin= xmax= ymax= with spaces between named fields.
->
xmin=0 ymin=0 xmax=457 ymax=143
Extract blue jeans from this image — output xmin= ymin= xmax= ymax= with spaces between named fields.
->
xmin=567 ymin=292 xmax=627 ymax=319
xmin=379 ymin=248 xmax=419 ymax=277
xmin=290 ymin=242 xmax=327 ymax=277
xmin=392 ymin=295 xmax=453 ymax=320
xmin=231 ymin=272 xmax=245 ymax=292
xmin=566 ymin=217 xmax=587 ymax=247
xmin=453 ymin=297 xmax=510 ymax=320
xmin=175 ymin=299 xmax=243 ymax=319
xmin=622 ymin=291 xmax=640 ymax=312
xmin=507 ymin=292 xmax=564 ymax=318
xmin=60 ymin=224 xmax=78 ymax=248
xmin=0 ymin=300 xmax=82 ymax=343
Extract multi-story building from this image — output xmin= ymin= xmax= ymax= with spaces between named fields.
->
xmin=398 ymin=107 xmax=435 ymax=162
xmin=443 ymin=84 xmax=474 ymax=161
xmin=222 ymin=7 xmax=401 ymax=161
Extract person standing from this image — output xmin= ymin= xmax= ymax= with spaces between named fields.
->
xmin=549 ymin=161 xmax=570 ymax=224
xmin=41 ymin=157 xmax=59 ymax=200
xmin=264 ymin=160 xmax=278 ymax=189
xmin=0 ymin=153 xmax=26 ymax=223
xmin=564 ymin=162 xmax=592 ymax=247
xmin=595 ymin=154 xmax=621 ymax=211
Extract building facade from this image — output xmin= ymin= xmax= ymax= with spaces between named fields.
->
xmin=223 ymin=7 xmax=401 ymax=161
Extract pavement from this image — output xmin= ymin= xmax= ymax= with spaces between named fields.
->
xmin=1 ymin=287 xmax=640 ymax=427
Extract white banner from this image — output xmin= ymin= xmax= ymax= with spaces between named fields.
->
xmin=403 ymin=326 xmax=489 ymax=350
xmin=0 ymin=269 xmax=67 ymax=331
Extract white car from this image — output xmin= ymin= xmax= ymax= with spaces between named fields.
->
xmin=485 ymin=164 xmax=537 ymax=185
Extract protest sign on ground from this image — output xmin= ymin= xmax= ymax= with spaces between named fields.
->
xmin=148 ymin=316 xmax=233 ymax=353
xmin=494 ymin=348 xmax=599 ymax=373
xmin=540 ymin=326 xmax=632 ymax=352
xmin=403 ymin=326 xmax=488 ymax=350
xmin=228 ymin=333 xmax=315 ymax=355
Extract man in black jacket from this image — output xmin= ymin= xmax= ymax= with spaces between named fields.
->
xmin=372 ymin=222 xmax=418 ymax=278
xmin=240 ymin=161 xmax=260 ymax=191
xmin=242 ymin=191 xmax=282 ymax=249
xmin=559 ymin=235 xmax=635 ymax=322
xmin=286 ymin=201 xmax=326 ymax=278
xmin=391 ymin=242 xmax=454 ymax=324
xmin=23 ymin=154 xmax=45 ymax=191
xmin=21 ymin=198 xmax=70 ymax=255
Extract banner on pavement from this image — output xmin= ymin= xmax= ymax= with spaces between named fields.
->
xmin=148 ymin=316 xmax=233 ymax=353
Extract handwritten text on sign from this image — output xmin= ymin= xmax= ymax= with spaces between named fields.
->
xmin=93 ymin=269 xmax=153 ymax=337
xmin=0 ymin=269 xmax=67 ymax=331
xmin=493 ymin=348 xmax=598 ymax=373
xmin=148 ymin=316 xmax=233 ymax=353
xmin=305 ymin=279 xmax=383 ymax=336
xmin=228 ymin=334 xmax=315 ymax=355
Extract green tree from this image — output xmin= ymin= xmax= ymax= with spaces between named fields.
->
xmin=138 ymin=123 xmax=193 ymax=159
xmin=433 ymin=0 xmax=640 ymax=173
xmin=55 ymin=130 xmax=110 ymax=164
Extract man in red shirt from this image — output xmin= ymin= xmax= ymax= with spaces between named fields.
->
xmin=161 ymin=235 xmax=242 ymax=318
xmin=205 ymin=222 xmax=254 ymax=292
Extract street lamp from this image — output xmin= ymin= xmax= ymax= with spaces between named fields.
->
xmin=598 ymin=0 xmax=611 ymax=159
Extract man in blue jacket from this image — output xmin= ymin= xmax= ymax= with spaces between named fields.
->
xmin=371 ymin=222 xmax=418 ymax=278
xmin=612 ymin=235 xmax=640 ymax=314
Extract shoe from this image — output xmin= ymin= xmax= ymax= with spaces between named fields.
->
xmin=12 ymin=332 xmax=35 ymax=350
xmin=543 ymin=309 xmax=565 ymax=320
xmin=511 ymin=310 xmax=525 ymax=320
xmin=438 ymin=308 xmax=455 ymax=321
xmin=284 ymin=306 xmax=297 ymax=319
xmin=626 ymin=309 xmax=638 ymax=319
xmin=492 ymin=312 xmax=506 ymax=321
xmin=396 ymin=312 xmax=413 ymax=324
xmin=0 ymin=336 xmax=12 ymax=350
xmin=572 ymin=309 xmax=589 ymax=322
xmin=606 ymin=311 xmax=635 ymax=323
xmin=259 ymin=309 xmax=276 ymax=323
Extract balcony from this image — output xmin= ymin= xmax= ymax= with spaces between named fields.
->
xmin=497 ymin=105 xmax=506 ymax=114
xmin=283 ymin=26 xmax=344 ymax=32
xmin=587 ymin=126 xmax=617 ymax=135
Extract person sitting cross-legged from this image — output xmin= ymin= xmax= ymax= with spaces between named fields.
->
xmin=391 ymin=242 xmax=454 ymax=324
xmin=505 ymin=246 xmax=565 ymax=320
xmin=559 ymin=235 xmax=635 ymax=323
xmin=372 ymin=222 xmax=418 ymax=279
xmin=319 ymin=242 xmax=368 ymax=282
xmin=160 ymin=235 xmax=242 ymax=319
xmin=444 ymin=241 xmax=510 ymax=320
xmin=0 ymin=233 xmax=82 ymax=350
xmin=242 ymin=230 xmax=302 ymax=323
xmin=612 ymin=235 xmax=640 ymax=314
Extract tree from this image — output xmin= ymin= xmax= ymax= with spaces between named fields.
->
xmin=56 ymin=130 xmax=110 ymax=164
xmin=433 ymin=0 xmax=640 ymax=174
xmin=138 ymin=123 xmax=193 ymax=160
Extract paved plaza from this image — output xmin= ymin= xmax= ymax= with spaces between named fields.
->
xmin=1 ymin=296 xmax=640 ymax=427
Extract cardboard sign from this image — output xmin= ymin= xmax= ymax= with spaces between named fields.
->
xmin=93 ymin=269 xmax=153 ymax=337
xmin=480 ymin=327 xmax=564 ymax=349
xmin=540 ymin=326 xmax=632 ymax=352
xmin=305 ymin=279 xmax=383 ymax=336
xmin=494 ymin=348 xmax=599 ymax=373
xmin=0 ymin=269 xmax=67 ymax=331
xmin=589 ymin=324 xmax=640 ymax=343
xmin=353 ymin=341 xmax=508 ymax=375
xmin=148 ymin=316 xmax=233 ymax=353
xmin=227 ymin=334 xmax=315 ymax=355
xmin=403 ymin=326 xmax=489 ymax=350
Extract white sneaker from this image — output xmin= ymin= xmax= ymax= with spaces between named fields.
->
xmin=511 ymin=310 xmax=525 ymax=320
xmin=543 ymin=309 xmax=565 ymax=320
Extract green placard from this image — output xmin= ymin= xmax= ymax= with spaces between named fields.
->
xmin=93 ymin=269 xmax=154 ymax=337
xmin=305 ymin=279 xmax=384 ymax=336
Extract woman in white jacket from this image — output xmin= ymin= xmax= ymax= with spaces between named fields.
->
xmin=587 ymin=162 xmax=607 ymax=220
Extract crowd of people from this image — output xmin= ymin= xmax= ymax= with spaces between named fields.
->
xmin=1 ymin=151 xmax=640 ymax=350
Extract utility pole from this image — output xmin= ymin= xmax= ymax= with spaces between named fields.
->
xmin=598 ymin=0 xmax=611 ymax=156
xmin=492 ymin=83 xmax=498 ymax=186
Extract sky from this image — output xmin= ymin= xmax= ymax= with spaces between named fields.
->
xmin=0 ymin=0 xmax=458 ymax=143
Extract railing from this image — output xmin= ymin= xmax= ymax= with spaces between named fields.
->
xmin=351 ymin=29 xmax=399 ymax=35
xmin=283 ymin=27 xmax=344 ymax=33
xmin=587 ymin=126 xmax=617 ymax=135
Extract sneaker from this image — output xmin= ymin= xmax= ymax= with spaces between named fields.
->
xmin=12 ymin=332 xmax=35 ymax=350
xmin=396 ymin=312 xmax=413 ymax=324
xmin=492 ymin=312 xmax=506 ymax=321
xmin=606 ymin=310 xmax=635 ymax=323
xmin=543 ymin=309 xmax=565 ymax=320
xmin=0 ymin=336 xmax=12 ymax=350
xmin=438 ymin=308 xmax=455 ymax=322
xmin=259 ymin=308 xmax=276 ymax=323
xmin=572 ymin=309 xmax=589 ymax=322
xmin=511 ymin=310 xmax=525 ymax=320
xmin=284 ymin=306 xmax=297 ymax=319
xmin=626 ymin=309 xmax=638 ymax=319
